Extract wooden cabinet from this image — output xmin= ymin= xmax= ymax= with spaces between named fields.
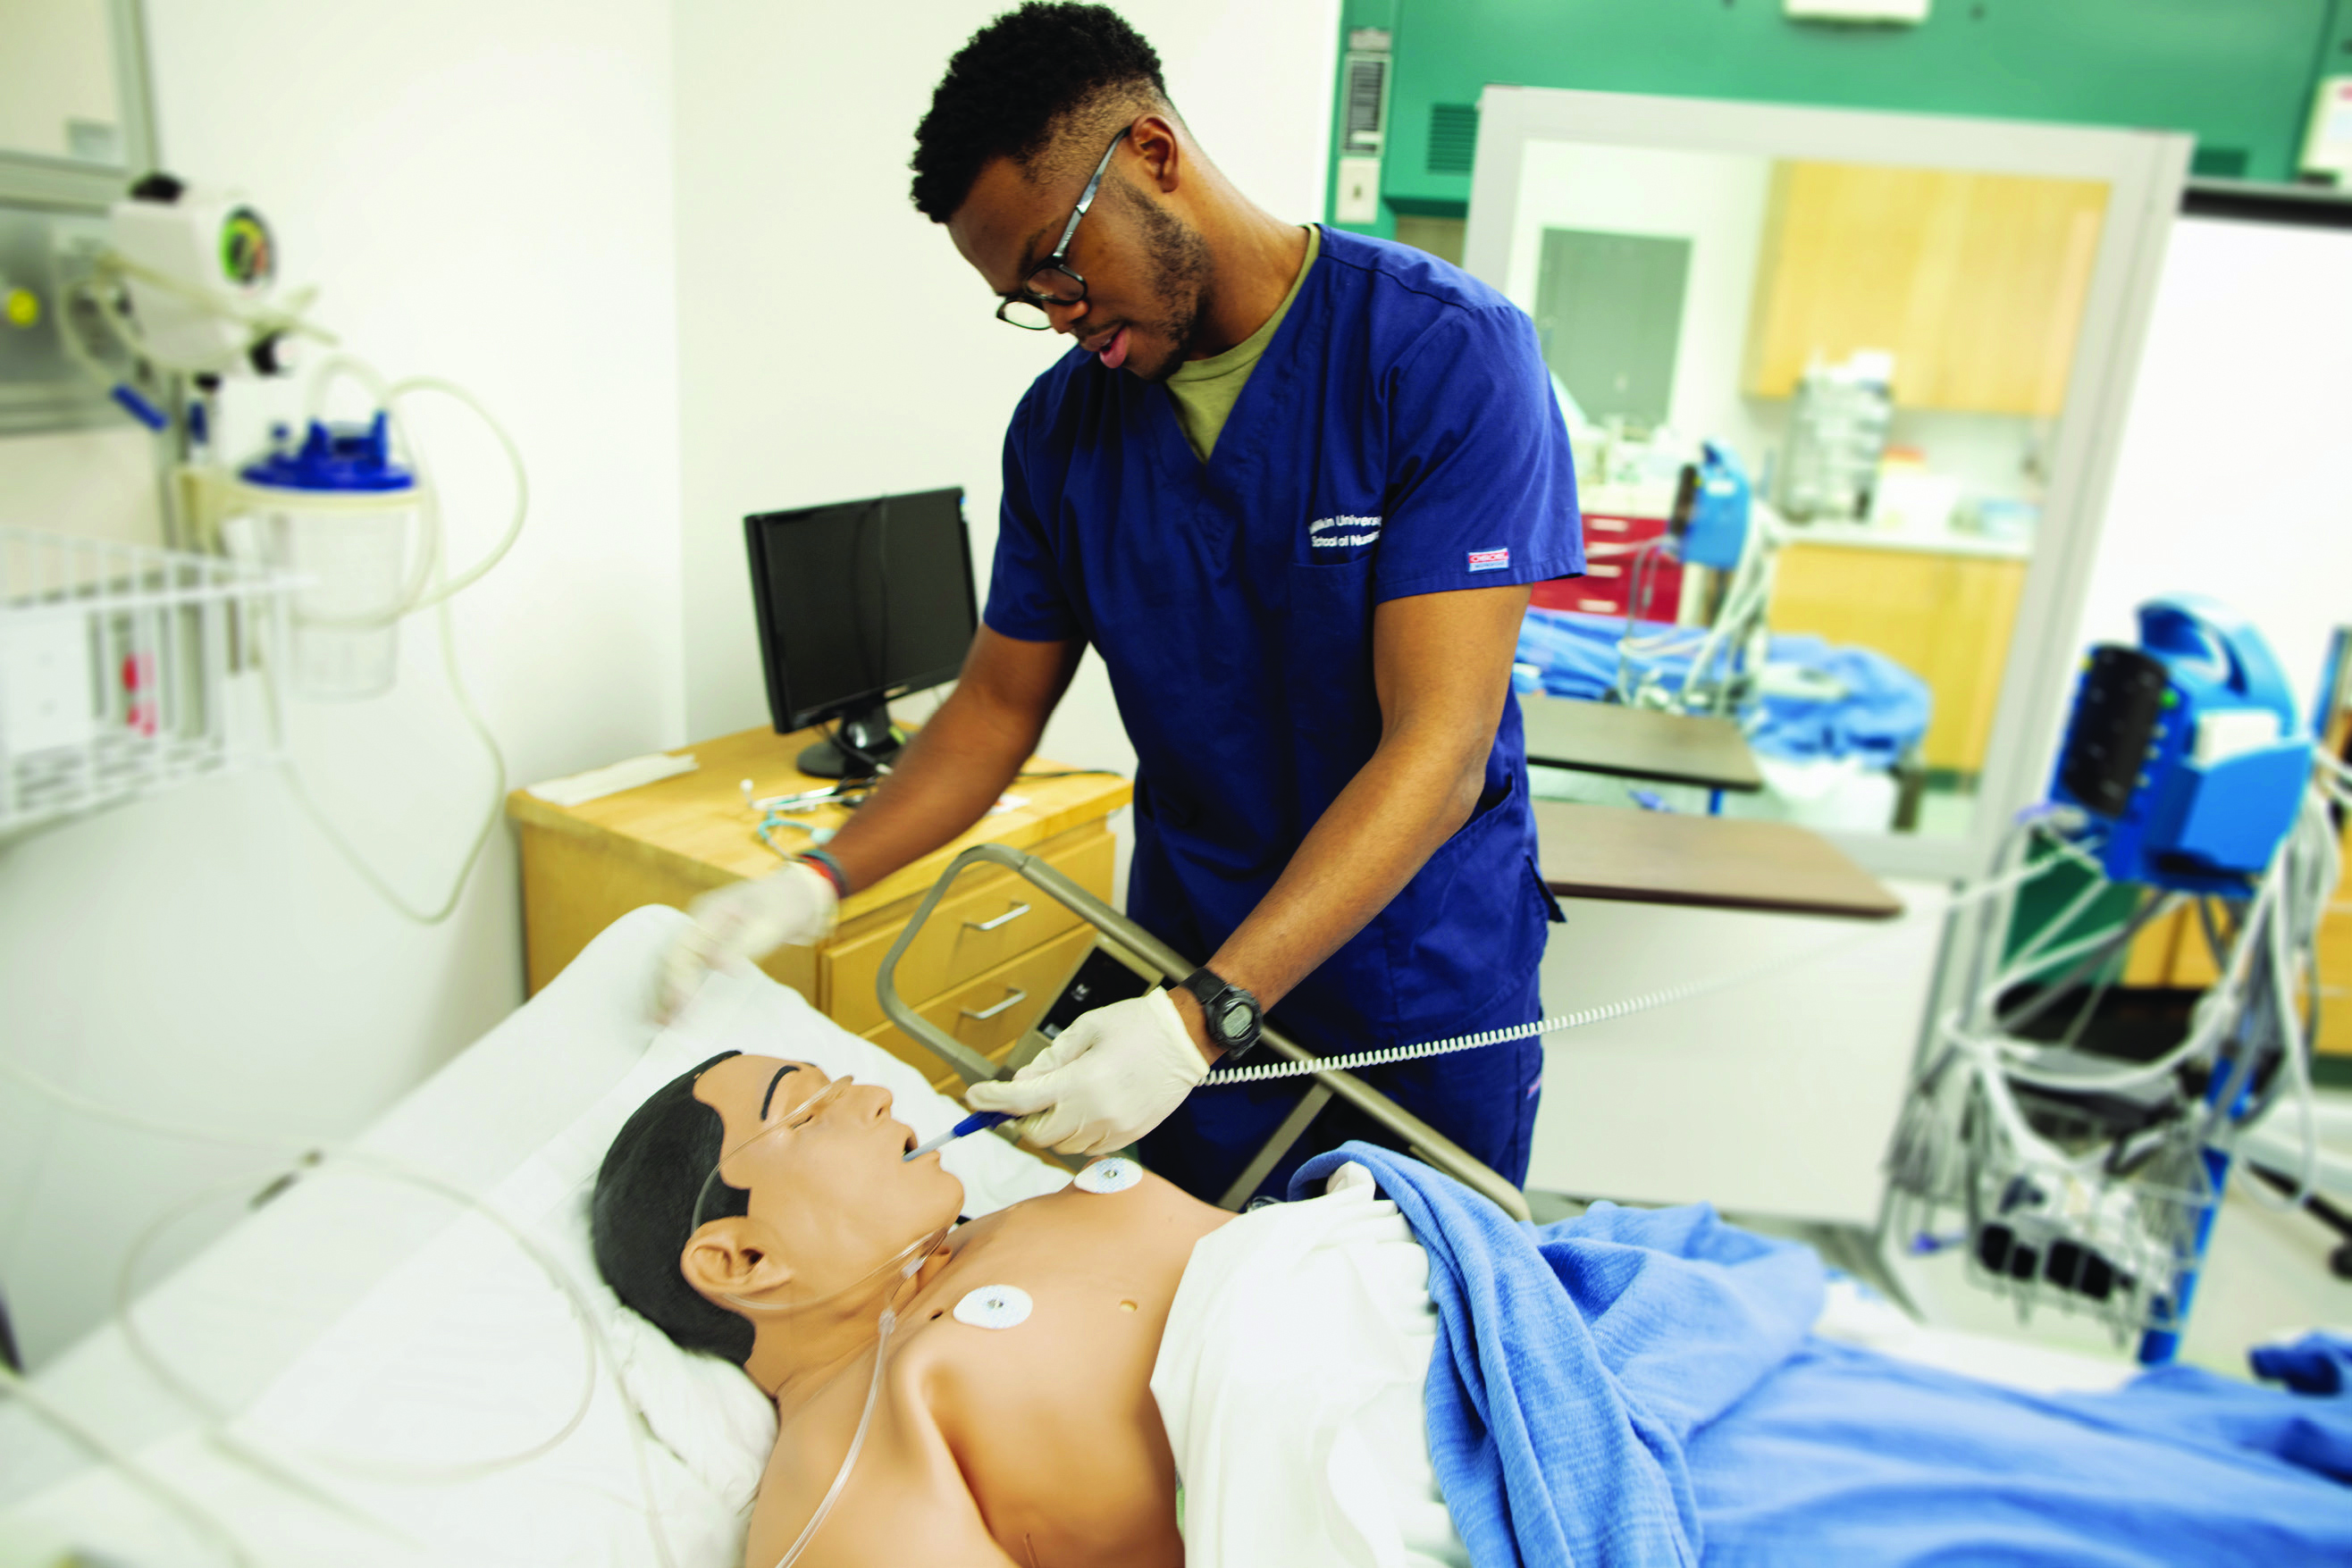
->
xmin=1767 ymin=537 xmax=2027 ymax=775
xmin=508 ymin=724 xmax=1130 ymax=1086
xmin=1744 ymin=161 xmax=2108 ymax=416
xmin=2122 ymin=815 xmax=2352 ymax=1063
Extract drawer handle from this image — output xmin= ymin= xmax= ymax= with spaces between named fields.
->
xmin=1586 ymin=563 xmax=1623 ymax=579
xmin=964 ymin=901 xmax=1032 ymax=933
xmin=961 ymin=986 xmax=1029 ymax=1021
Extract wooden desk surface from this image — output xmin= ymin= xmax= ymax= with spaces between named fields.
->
xmin=1535 ymin=800 xmax=1903 ymax=920
xmin=1518 ymin=692 xmax=1766 ymax=792
xmin=505 ymin=725 xmax=1132 ymax=921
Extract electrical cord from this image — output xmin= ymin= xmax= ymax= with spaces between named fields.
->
xmin=0 ymin=1047 xmax=685 ymax=1568
xmin=1888 ymin=776 xmax=2340 ymax=1334
xmin=1205 ymin=827 xmax=2074 ymax=1086
xmin=0 ymin=1360 xmax=256 ymax=1568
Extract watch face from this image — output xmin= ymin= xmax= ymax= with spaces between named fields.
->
xmin=1218 ymin=1001 xmax=1252 ymax=1040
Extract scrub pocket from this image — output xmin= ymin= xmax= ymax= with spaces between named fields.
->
xmin=1526 ymin=851 xmax=1567 ymax=925
xmin=1282 ymin=557 xmax=1382 ymax=776
xmin=1382 ymin=770 xmax=1549 ymax=1027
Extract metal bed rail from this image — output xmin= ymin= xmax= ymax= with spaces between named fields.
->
xmin=875 ymin=843 xmax=1533 ymax=1221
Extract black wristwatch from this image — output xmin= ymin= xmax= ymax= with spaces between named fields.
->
xmin=1168 ymin=968 xmax=1264 ymax=1061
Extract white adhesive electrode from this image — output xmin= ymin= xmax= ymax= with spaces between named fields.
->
xmin=953 ymin=1285 xmax=1033 ymax=1330
xmin=1074 ymin=1156 xmax=1141 ymax=1194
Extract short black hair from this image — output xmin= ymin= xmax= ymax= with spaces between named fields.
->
xmin=910 ymin=3 xmax=1171 ymax=223
xmin=591 ymin=1052 xmax=756 ymax=1364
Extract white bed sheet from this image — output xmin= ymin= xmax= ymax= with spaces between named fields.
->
xmin=0 ymin=905 xmax=1068 ymax=1567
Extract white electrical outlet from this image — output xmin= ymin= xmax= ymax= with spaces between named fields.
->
xmin=0 ymin=613 xmax=97 ymax=754
xmin=1336 ymin=155 xmax=1382 ymax=224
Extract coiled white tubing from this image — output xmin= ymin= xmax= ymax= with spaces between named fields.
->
xmin=1202 ymin=968 xmax=1765 ymax=1085
xmin=1199 ymin=843 xmax=2066 ymax=1087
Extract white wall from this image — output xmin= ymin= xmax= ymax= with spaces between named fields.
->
xmin=0 ymin=0 xmax=684 ymax=1367
xmin=2071 ymin=215 xmax=2352 ymax=716
xmin=0 ymin=428 xmax=164 ymax=542
xmin=673 ymin=0 xmax=1340 ymax=827
xmin=1500 ymin=140 xmax=1774 ymax=455
xmin=0 ymin=0 xmax=118 ymax=160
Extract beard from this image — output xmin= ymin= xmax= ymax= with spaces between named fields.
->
xmin=1115 ymin=184 xmax=1215 ymax=382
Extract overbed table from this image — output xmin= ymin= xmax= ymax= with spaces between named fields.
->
xmin=1517 ymin=691 xmax=1765 ymax=793
xmin=1533 ymin=800 xmax=1903 ymax=920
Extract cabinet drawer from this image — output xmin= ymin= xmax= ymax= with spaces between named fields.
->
xmin=860 ymin=923 xmax=1100 ymax=1088
xmin=1530 ymin=559 xmax=1683 ymax=622
xmin=824 ymin=830 xmax=1114 ymax=1036
xmin=1583 ymin=513 xmax=1667 ymax=543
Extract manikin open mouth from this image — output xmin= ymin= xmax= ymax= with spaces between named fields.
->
xmin=903 ymin=1130 xmax=918 ymax=1155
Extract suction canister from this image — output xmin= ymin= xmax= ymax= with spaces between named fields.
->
xmin=233 ymin=415 xmax=422 ymax=700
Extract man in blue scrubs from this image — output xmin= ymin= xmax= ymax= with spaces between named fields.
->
xmin=660 ymin=3 xmax=1580 ymax=1203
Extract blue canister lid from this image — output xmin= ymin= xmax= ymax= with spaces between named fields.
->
xmin=239 ymin=413 xmax=416 ymax=492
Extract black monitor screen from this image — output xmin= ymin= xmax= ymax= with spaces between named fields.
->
xmin=743 ymin=488 xmax=976 ymax=734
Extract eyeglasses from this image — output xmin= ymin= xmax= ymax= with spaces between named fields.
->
xmin=995 ymin=130 xmax=1127 ymax=330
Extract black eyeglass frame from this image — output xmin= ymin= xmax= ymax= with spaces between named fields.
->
xmin=994 ymin=130 xmax=1129 ymax=330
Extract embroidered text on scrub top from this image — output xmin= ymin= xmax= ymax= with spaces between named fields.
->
xmin=1310 ymin=515 xmax=1383 ymax=549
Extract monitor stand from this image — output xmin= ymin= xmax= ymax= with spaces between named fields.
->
xmin=795 ymin=697 xmax=903 ymax=779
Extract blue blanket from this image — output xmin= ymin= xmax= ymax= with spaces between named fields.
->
xmin=1291 ymin=1144 xmax=2352 ymax=1567
xmin=1514 ymin=608 xmax=1931 ymax=767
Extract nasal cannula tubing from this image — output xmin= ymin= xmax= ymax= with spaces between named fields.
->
xmin=696 ymin=1106 xmax=954 ymax=1568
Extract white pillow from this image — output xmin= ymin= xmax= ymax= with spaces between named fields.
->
xmin=7 ymin=913 xmax=1067 ymax=1568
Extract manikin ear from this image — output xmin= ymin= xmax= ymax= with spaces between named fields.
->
xmin=679 ymin=1216 xmax=794 ymax=1305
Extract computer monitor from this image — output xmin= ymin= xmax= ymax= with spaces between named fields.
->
xmin=743 ymin=487 xmax=977 ymax=778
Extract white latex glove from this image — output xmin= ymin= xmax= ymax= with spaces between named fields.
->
xmin=963 ymin=988 xmax=1209 ymax=1156
xmin=654 ymin=861 xmax=839 ymax=1021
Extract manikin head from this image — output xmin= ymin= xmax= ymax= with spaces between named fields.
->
xmin=912 ymin=2 xmax=1221 ymax=382
xmin=591 ymin=1052 xmax=964 ymax=1383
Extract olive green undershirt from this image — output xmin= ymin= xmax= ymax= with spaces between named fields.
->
xmin=1163 ymin=224 xmax=1321 ymax=463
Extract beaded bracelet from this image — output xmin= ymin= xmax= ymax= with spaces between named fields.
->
xmin=797 ymin=846 xmax=851 ymax=898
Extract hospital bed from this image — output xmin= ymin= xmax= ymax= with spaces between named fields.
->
xmin=0 ymin=904 xmax=2135 ymax=1568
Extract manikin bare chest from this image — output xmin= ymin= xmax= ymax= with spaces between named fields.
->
xmin=747 ymin=1167 xmax=1232 ymax=1568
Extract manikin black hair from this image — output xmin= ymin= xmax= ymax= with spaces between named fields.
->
xmin=590 ymin=1051 xmax=756 ymax=1364
xmin=910 ymin=2 xmax=1171 ymax=223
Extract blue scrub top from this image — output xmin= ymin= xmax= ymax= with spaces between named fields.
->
xmin=986 ymin=227 xmax=1582 ymax=1050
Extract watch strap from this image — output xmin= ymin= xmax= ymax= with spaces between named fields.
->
xmin=1171 ymin=968 xmax=1264 ymax=1061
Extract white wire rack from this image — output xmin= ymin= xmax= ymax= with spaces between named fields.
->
xmin=0 ymin=525 xmax=297 ymax=836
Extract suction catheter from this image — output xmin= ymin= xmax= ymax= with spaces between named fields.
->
xmin=903 ymin=1111 xmax=1012 ymax=1161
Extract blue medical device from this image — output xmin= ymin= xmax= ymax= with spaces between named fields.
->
xmin=2032 ymin=595 xmax=2316 ymax=1365
xmin=1670 ymin=441 xmax=1751 ymax=572
xmin=2049 ymin=596 xmax=2312 ymax=895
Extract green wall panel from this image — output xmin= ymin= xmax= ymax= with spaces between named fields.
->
xmin=1329 ymin=0 xmax=2339 ymax=231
